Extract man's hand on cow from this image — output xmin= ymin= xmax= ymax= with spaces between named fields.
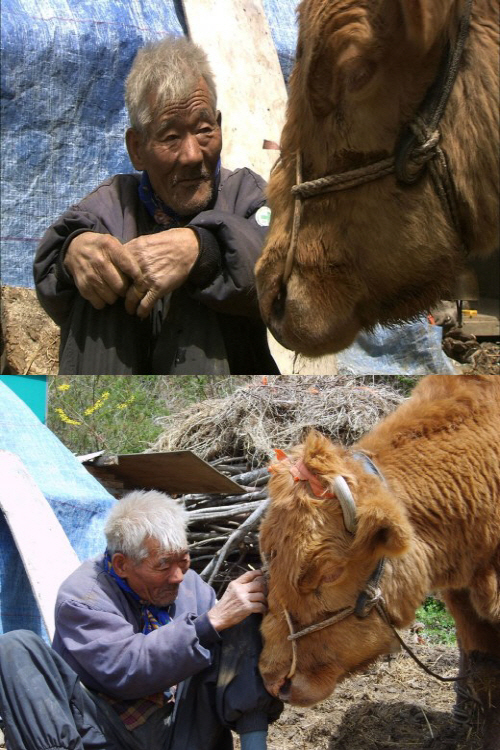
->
xmin=123 ymin=228 xmax=200 ymax=318
xmin=207 ymin=569 xmax=267 ymax=632
xmin=64 ymin=232 xmax=143 ymax=310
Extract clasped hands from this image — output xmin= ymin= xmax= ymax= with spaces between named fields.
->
xmin=63 ymin=229 xmax=200 ymax=318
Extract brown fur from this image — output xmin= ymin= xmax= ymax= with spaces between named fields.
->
xmin=255 ymin=0 xmax=499 ymax=355
xmin=259 ymin=376 xmax=500 ymax=741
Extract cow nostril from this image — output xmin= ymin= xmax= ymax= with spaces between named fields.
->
xmin=278 ymin=678 xmax=292 ymax=701
xmin=272 ymin=283 xmax=287 ymax=320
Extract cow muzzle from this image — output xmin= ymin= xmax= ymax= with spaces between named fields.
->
xmin=257 ymin=266 xmax=362 ymax=356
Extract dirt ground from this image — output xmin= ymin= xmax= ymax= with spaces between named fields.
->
xmin=235 ymin=644 xmax=482 ymax=750
xmin=1 ymin=286 xmax=59 ymax=374
xmin=0 ymin=646 xmax=485 ymax=750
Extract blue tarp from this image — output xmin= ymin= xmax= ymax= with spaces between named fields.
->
xmin=0 ymin=0 xmax=297 ymax=289
xmin=0 ymin=0 xmax=455 ymax=373
xmin=336 ymin=318 xmax=456 ymax=374
xmin=0 ymin=381 xmax=116 ymax=637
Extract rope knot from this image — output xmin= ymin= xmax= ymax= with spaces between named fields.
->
xmin=355 ymin=584 xmax=383 ymax=617
xmin=411 ymin=122 xmax=441 ymax=163
xmin=395 ymin=119 xmax=441 ymax=185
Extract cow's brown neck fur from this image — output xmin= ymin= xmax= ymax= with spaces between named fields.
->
xmin=354 ymin=375 xmax=500 ymax=628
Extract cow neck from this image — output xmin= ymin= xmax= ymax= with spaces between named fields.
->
xmin=282 ymin=0 xmax=474 ymax=286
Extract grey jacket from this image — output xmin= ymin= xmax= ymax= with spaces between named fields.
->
xmin=52 ymin=557 xmax=219 ymax=698
xmin=34 ymin=168 xmax=278 ymax=374
xmin=51 ymin=556 xmax=282 ymax=745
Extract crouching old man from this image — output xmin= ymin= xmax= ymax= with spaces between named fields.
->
xmin=33 ymin=35 xmax=278 ymax=375
xmin=0 ymin=491 xmax=282 ymax=750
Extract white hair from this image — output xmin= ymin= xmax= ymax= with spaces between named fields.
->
xmin=125 ymin=35 xmax=217 ymax=135
xmin=105 ymin=489 xmax=189 ymax=563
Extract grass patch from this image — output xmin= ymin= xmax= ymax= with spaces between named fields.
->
xmin=416 ymin=596 xmax=456 ymax=646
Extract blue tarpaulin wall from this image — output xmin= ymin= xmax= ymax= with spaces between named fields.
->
xmin=0 ymin=0 xmax=297 ymax=289
xmin=0 ymin=381 xmax=116 ymax=637
xmin=1 ymin=0 xmax=455 ymax=374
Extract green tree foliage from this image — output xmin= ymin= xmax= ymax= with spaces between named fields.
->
xmin=48 ymin=376 xmax=166 ymax=455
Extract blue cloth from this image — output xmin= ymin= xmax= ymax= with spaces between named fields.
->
xmin=337 ymin=317 xmax=457 ymax=374
xmin=138 ymin=171 xmax=185 ymax=229
xmin=0 ymin=380 xmax=116 ymax=638
xmin=240 ymin=731 xmax=268 ymax=750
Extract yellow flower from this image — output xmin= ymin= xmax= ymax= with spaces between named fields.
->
xmin=84 ymin=391 xmax=110 ymax=416
xmin=57 ymin=383 xmax=70 ymax=391
xmin=117 ymin=395 xmax=136 ymax=409
xmin=55 ymin=408 xmax=81 ymax=425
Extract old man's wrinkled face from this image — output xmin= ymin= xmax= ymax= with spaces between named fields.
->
xmin=127 ymin=77 xmax=222 ymax=216
xmin=113 ymin=537 xmax=191 ymax=607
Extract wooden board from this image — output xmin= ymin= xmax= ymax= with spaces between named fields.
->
xmin=111 ymin=451 xmax=246 ymax=496
xmin=0 ymin=450 xmax=80 ymax=640
xmin=182 ymin=0 xmax=287 ymax=178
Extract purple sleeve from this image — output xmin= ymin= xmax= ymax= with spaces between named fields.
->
xmin=55 ymin=601 xmax=221 ymax=699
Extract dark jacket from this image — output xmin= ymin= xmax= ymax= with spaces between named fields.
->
xmin=34 ymin=169 xmax=278 ymax=374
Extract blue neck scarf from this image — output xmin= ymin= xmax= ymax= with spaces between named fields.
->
xmin=138 ymin=172 xmax=183 ymax=229
xmin=138 ymin=161 xmax=221 ymax=228
xmin=103 ymin=550 xmax=172 ymax=634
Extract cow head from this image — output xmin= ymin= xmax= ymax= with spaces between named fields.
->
xmin=259 ymin=431 xmax=412 ymax=705
xmin=255 ymin=0 xmax=499 ymax=355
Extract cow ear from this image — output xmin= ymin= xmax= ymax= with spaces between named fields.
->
xmin=398 ymin=0 xmax=456 ymax=51
xmin=353 ymin=494 xmax=412 ymax=559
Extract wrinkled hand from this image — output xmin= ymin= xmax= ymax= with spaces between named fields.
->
xmin=64 ymin=232 xmax=142 ymax=310
xmin=207 ymin=569 xmax=267 ymax=632
xmin=124 ymin=228 xmax=200 ymax=318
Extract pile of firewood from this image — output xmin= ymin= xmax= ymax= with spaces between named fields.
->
xmin=184 ymin=459 xmax=269 ymax=595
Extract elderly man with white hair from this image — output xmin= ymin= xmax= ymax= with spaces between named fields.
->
xmin=34 ymin=35 xmax=278 ymax=376
xmin=0 ymin=490 xmax=282 ymax=750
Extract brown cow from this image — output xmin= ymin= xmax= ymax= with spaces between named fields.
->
xmin=255 ymin=0 xmax=499 ymax=356
xmin=259 ymin=375 xmax=500 ymax=747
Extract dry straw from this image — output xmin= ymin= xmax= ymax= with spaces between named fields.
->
xmin=150 ymin=375 xmax=408 ymax=466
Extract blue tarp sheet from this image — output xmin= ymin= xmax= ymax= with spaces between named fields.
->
xmin=1 ymin=0 xmax=454 ymax=373
xmin=0 ymin=0 xmax=297 ymax=289
xmin=0 ymin=381 xmax=116 ymax=637
xmin=336 ymin=318 xmax=455 ymax=374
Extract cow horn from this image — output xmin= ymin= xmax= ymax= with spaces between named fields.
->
xmin=332 ymin=476 xmax=357 ymax=533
